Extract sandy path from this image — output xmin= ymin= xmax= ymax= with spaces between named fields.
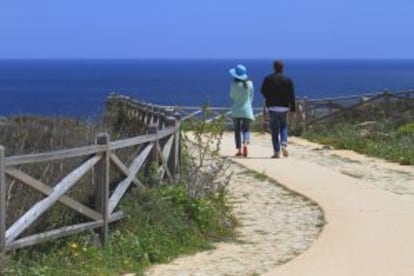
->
xmin=145 ymin=162 xmax=323 ymax=276
xmin=145 ymin=132 xmax=414 ymax=276
xmin=287 ymin=136 xmax=414 ymax=195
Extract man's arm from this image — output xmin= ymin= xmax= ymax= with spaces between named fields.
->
xmin=260 ymin=77 xmax=270 ymax=99
xmin=288 ymin=79 xmax=296 ymax=112
xmin=249 ymin=81 xmax=254 ymax=104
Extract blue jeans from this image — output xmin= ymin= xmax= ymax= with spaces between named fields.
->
xmin=268 ymin=111 xmax=288 ymax=154
xmin=233 ymin=118 xmax=251 ymax=149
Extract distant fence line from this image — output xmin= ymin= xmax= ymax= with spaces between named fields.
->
xmin=107 ymin=90 xmax=414 ymax=134
xmin=144 ymin=90 xmax=414 ymax=130
xmin=301 ymin=90 xmax=414 ymax=129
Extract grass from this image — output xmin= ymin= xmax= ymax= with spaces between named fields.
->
xmin=237 ymin=168 xmax=268 ymax=182
xmin=303 ymin=120 xmax=414 ymax=165
xmin=4 ymin=184 xmax=237 ymax=275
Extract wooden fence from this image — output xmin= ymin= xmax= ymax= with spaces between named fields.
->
xmin=153 ymin=90 xmax=414 ymax=130
xmin=299 ymin=90 xmax=414 ymax=129
xmin=0 ymin=96 xmax=181 ymax=253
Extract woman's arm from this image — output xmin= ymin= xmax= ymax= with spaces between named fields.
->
xmin=249 ymin=81 xmax=254 ymax=104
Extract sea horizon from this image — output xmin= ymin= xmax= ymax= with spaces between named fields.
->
xmin=2 ymin=57 xmax=414 ymax=61
xmin=1 ymin=59 xmax=414 ymax=118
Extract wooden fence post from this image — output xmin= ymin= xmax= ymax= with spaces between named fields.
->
xmin=328 ymin=100 xmax=333 ymax=117
xmin=147 ymin=124 xmax=159 ymax=164
xmin=164 ymin=115 xmax=180 ymax=182
xmin=95 ymin=133 xmax=110 ymax=246
xmin=143 ymin=107 xmax=149 ymax=126
xmin=303 ymin=96 xmax=309 ymax=132
xmin=146 ymin=124 xmax=159 ymax=185
xmin=174 ymin=112 xmax=182 ymax=182
xmin=153 ymin=107 xmax=160 ymax=127
xmin=157 ymin=113 xmax=164 ymax=130
xmin=148 ymin=104 xmax=154 ymax=125
xmin=384 ymin=90 xmax=390 ymax=117
xmin=0 ymin=146 xmax=6 ymax=270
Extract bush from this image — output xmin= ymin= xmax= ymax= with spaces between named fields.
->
xmin=397 ymin=122 xmax=414 ymax=136
xmin=304 ymin=120 xmax=414 ymax=165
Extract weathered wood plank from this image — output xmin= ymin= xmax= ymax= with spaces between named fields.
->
xmin=146 ymin=124 xmax=159 ymax=167
xmin=109 ymin=153 xmax=145 ymax=190
xmin=95 ymin=133 xmax=110 ymax=245
xmin=306 ymin=92 xmax=380 ymax=102
xmin=6 ymin=211 xmax=124 ymax=251
xmin=109 ymin=127 xmax=176 ymax=150
xmin=6 ymin=169 xmax=101 ymax=221
xmin=5 ymin=145 xmax=103 ymax=167
xmin=5 ymin=155 xmax=101 ymax=243
xmin=309 ymin=93 xmax=385 ymax=123
xmin=110 ymin=134 xmax=153 ymax=149
xmin=181 ymin=109 xmax=202 ymax=120
xmin=0 ymin=147 xmax=5 ymax=253
xmin=173 ymin=121 xmax=181 ymax=180
xmin=108 ymin=143 xmax=153 ymax=214
xmin=161 ymin=135 xmax=174 ymax=161
xmin=157 ymin=136 xmax=173 ymax=180
xmin=205 ymin=111 xmax=231 ymax=124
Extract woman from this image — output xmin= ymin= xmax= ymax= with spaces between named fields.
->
xmin=229 ymin=64 xmax=255 ymax=157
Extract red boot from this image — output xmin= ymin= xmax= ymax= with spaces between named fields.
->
xmin=243 ymin=146 xmax=248 ymax=157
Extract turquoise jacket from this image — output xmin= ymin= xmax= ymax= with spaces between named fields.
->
xmin=230 ymin=80 xmax=255 ymax=120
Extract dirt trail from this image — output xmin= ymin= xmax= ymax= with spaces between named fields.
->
xmin=145 ymin=133 xmax=414 ymax=276
xmin=145 ymin=163 xmax=323 ymax=276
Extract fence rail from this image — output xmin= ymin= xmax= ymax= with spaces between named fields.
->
xmin=155 ymin=90 xmax=414 ymax=130
xmin=301 ymin=90 xmax=414 ymax=129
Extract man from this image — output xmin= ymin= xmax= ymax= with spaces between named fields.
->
xmin=260 ymin=60 xmax=296 ymax=158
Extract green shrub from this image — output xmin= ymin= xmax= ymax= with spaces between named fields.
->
xmin=304 ymin=120 xmax=414 ymax=165
xmin=397 ymin=122 xmax=414 ymax=136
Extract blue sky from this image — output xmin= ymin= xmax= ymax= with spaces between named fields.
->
xmin=1 ymin=0 xmax=414 ymax=59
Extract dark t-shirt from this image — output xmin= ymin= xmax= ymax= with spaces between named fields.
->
xmin=260 ymin=73 xmax=296 ymax=112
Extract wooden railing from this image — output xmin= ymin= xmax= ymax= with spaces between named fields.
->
xmin=108 ymin=91 xmax=413 ymax=133
xmin=149 ymin=90 xmax=414 ymax=130
xmin=299 ymin=90 xmax=414 ymax=129
xmin=0 ymin=96 xmax=181 ymax=252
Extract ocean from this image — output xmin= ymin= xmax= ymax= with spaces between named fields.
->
xmin=1 ymin=59 xmax=414 ymax=118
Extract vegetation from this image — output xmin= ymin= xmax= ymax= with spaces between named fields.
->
xmin=8 ymin=97 xmax=411 ymax=274
xmin=303 ymin=120 xmax=414 ymax=165
xmin=181 ymin=105 xmax=232 ymax=198
xmin=4 ymin=184 xmax=235 ymax=276
xmin=1 ymin=104 xmax=236 ymax=275
xmin=296 ymin=92 xmax=414 ymax=165
xmin=0 ymin=116 xmax=100 ymax=235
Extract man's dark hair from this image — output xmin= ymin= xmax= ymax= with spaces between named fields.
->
xmin=273 ymin=60 xmax=284 ymax=73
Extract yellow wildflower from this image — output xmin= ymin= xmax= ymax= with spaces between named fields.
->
xmin=69 ymin=242 xmax=78 ymax=250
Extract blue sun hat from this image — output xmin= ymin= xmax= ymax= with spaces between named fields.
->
xmin=229 ymin=64 xmax=248 ymax=80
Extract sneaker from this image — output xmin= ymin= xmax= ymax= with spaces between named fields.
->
xmin=282 ymin=145 xmax=289 ymax=157
xmin=242 ymin=146 xmax=248 ymax=157
xmin=271 ymin=153 xmax=280 ymax=159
